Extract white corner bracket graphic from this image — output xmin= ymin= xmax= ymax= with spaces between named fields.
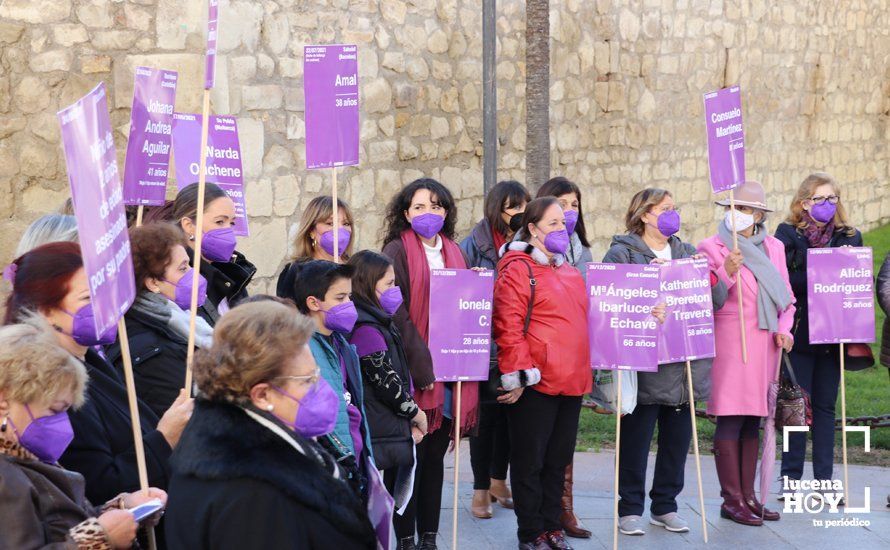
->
xmin=782 ymin=426 xmax=810 ymax=452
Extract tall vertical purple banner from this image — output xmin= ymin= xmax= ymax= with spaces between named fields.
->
xmin=123 ymin=67 xmax=177 ymax=206
xmin=172 ymin=113 xmax=249 ymax=236
xmin=304 ymin=44 xmax=359 ymax=169
xmin=657 ymin=258 xmax=716 ymax=364
xmin=703 ymin=86 xmax=745 ymax=193
xmin=204 ymin=0 xmax=219 ymax=90
xmin=588 ymin=263 xmax=660 ymax=371
xmin=428 ymin=269 xmax=494 ymax=381
xmin=57 ymin=83 xmax=136 ymax=338
xmin=807 ymin=247 xmax=875 ymax=344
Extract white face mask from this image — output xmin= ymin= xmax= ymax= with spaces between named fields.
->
xmin=724 ymin=209 xmax=755 ymax=232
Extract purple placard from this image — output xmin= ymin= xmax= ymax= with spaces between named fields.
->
xmin=657 ymin=258 xmax=716 ymax=364
xmin=171 ymin=113 xmax=249 ymax=236
xmin=303 ymin=44 xmax=359 ymax=169
xmin=204 ymin=0 xmax=219 ymax=90
xmin=123 ymin=67 xmax=177 ymax=206
xmin=807 ymin=247 xmax=875 ymax=344
xmin=428 ymin=269 xmax=494 ymax=381
xmin=57 ymin=83 xmax=136 ymax=339
xmin=366 ymin=465 xmax=395 ymax=550
xmin=703 ymin=86 xmax=745 ymax=193
xmin=588 ymin=263 xmax=660 ymax=371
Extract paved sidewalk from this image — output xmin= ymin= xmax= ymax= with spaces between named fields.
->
xmin=428 ymin=441 xmax=890 ymax=549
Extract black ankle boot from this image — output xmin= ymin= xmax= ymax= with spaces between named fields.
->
xmin=418 ymin=532 xmax=437 ymax=550
xmin=398 ymin=536 xmax=417 ymax=550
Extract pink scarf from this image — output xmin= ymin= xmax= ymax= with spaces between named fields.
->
xmin=401 ymin=230 xmax=479 ymax=436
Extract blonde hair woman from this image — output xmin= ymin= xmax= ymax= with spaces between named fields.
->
xmin=0 ymin=321 xmax=166 ymax=549
xmin=775 ymin=172 xmax=862 ymax=499
xmin=292 ymin=196 xmax=355 ymax=262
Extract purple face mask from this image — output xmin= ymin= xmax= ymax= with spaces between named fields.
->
xmin=164 ymin=268 xmax=208 ymax=310
xmin=202 ymin=227 xmax=237 ymax=262
xmin=9 ymin=405 xmax=74 ymax=463
xmin=319 ymin=228 xmax=351 ymax=258
xmin=656 ymin=210 xmax=681 ymax=237
xmin=377 ymin=286 xmax=404 ymax=316
xmin=322 ymin=301 xmax=358 ymax=333
xmin=63 ymin=304 xmax=117 ymax=346
xmin=410 ymin=213 xmax=445 ymax=240
xmin=542 ymin=229 xmax=570 ymax=255
xmin=810 ymin=201 xmax=837 ymax=224
xmin=272 ymin=378 xmax=339 ymax=438
xmin=564 ymin=210 xmax=579 ymax=235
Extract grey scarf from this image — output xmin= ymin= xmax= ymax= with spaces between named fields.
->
xmin=132 ymin=291 xmax=214 ymax=349
xmin=718 ymin=222 xmax=792 ymax=332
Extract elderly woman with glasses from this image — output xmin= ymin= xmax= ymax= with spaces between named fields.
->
xmin=774 ymin=173 xmax=862 ymax=498
xmin=164 ymin=301 xmax=375 ymax=549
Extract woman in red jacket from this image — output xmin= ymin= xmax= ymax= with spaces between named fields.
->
xmin=494 ymin=197 xmax=592 ymax=550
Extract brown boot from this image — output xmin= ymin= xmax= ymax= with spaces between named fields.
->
xmin=559 ymin=463 xmax=592 ymax=538
xmin=471 ymin=489 xmax=493 ymax=519
xmin=713 ymin=440 xmax=763 ymax=526
xmin=740 ymin=437 xmax=780 ymax=521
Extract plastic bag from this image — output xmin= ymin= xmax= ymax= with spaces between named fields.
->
xmin=590 ymin=369 xmax=637 ymax=415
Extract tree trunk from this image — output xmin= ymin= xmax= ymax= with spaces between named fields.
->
xmin=525 ymin=0 xmax=550 ymax=189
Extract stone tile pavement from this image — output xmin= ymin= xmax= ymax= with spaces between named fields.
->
xmin=426 ymin=441 xmax=890 ymax=549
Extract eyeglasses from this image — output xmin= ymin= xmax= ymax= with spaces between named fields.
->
xmin=273 ymin=367 xmax=321 ymax=386
xmin=808 ymin=195 xmax=839 ymax=205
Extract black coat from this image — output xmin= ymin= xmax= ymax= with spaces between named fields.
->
xmin=187 ymin=248 xmax=256 ymax=325
xmin=774 ymin=222 xmax=863 ymax=355
xmin=876 ymin=252 xmax=889 ymax=367
xmin=164 ymin=399 xmax=375 ymax=550
xmin=460 ymin=220 xmax=505 ymax=403
xmin=106 ymin=306 xmax=189 ymax=418
xmin=60 ymin=350 xmax=172 ymax=508
xmin=352 ymin=298 xmax=414 ymax=470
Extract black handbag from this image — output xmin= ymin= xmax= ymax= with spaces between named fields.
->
xmin=486 ymin=259 xmax=536 ymax=396
xmin=775 ymin=352 xmax=813 ymax=430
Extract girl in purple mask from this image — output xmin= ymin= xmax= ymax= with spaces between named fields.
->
xmin=604 ymin=188 xmax=727 ymax=537
xmin=534 ymin=177 xmax=593 ymax=539
xmin=0 ymin=322 xmax=167 ymax=550
xmin=164 ymin=301 xmax=376 ymax=549
xmin=381 ymin=178 xmax=479 ymax=550
xmin=536 ymin=177 xmax=593 ymax=279
xmin=151 ymin=182 xmax=256 ymax=324
xmin=775 ymin=173 xmax=862 ymax=498
xmin=348 ymin=250 xmax=429 ymax=549
xmin=4 ymin=242 xmax=191 ymax=549
xmin=106 ymin=223 xmax=213 ymax=418
xmin=276 ymin=260 xmax=374 ymax=497
xmin=291 ymin=195 xmax=355 ymax=263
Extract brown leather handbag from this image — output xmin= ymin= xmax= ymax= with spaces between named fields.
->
xmin=775 ymin=352 xmax=813 ymax=430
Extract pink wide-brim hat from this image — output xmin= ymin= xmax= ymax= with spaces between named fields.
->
xmin=714 ymin=180 xmax=773 ymax=212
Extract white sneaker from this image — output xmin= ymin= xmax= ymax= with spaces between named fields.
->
xmin=619 ymin=515 xmax=646 ymax=536
xmin=650 ymin=512 xmax=690 ymax=533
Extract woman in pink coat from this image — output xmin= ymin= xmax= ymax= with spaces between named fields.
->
xmin=697 ymin=181 xmax=795 ymax=528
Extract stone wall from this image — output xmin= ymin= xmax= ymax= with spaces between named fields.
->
xmin=1 ymin=0 xmax=888 ymax=294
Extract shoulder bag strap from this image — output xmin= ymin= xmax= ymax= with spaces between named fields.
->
xmin=502 ymin=258 xmax=536 ymax=336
